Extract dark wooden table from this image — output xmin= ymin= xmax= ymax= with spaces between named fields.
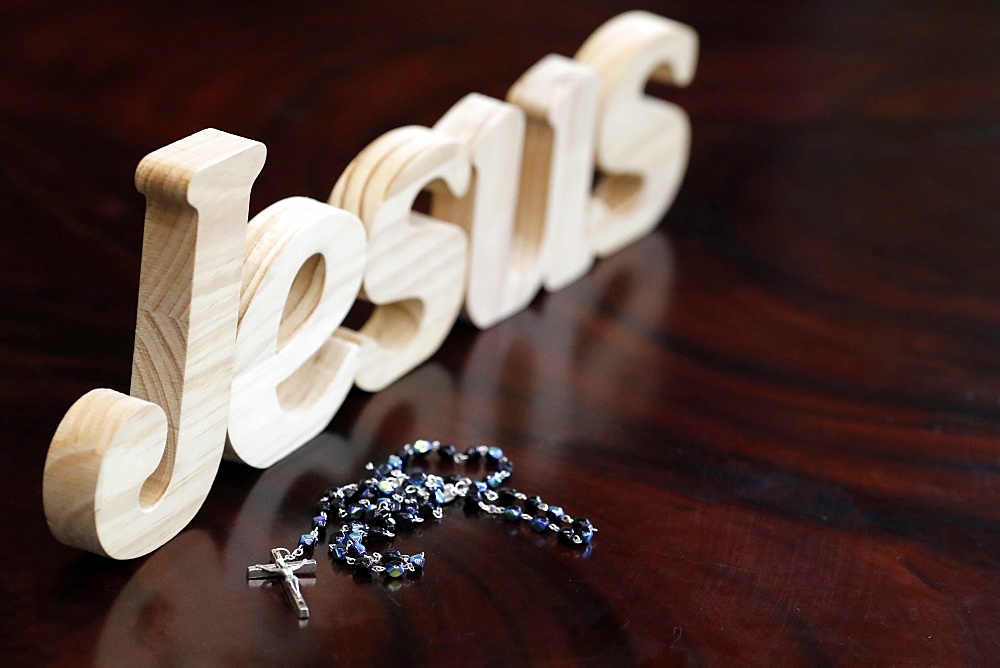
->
xmin=2 ymin=1 xmax=999 ymax=665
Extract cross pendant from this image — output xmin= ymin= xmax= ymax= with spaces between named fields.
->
xmin=247 ymin=548 xmax=317 ymax=619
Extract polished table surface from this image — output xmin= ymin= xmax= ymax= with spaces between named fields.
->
xmin=2 ymin=1 xmax=999 ymax=665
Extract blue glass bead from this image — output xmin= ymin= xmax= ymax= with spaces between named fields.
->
xmin=387 ymin=454 xmax=403 ymax=470
xmin=437 ymin=444 xmax=458 ymax=461
xmin=578 ymin=527 xmax=594 ymax=544
xmin=386 ymin=563 xmax=405 ymax=578
xmin=487 ymin=446 xmax=504 ymax=461
xmin=408 ymin=472 xmax=427 ymax=486
xmin=486 ymin=472 xmax=505 ymax=489
xmin=497 ymin=458 xmax=514 ymax=473
xmin=356 ymin=555 xmax=375 ymax=573
xmin=412 ymin=439 xmax=433 ymax=454
xmin=349 ymin=505 xmax=366 ymax=520
xmin=466 ymin=445 xmax=489 ymax=461
xmin=378 ymin=479 xmax=396 ymax=495
xmin=530 ymin=516 xmax=549 ymax=533
xmin=347 ymin=541 xmax=367 ymax=558
xmin=546 ymin=506 xmax=564 ymax=521
xmin=524 ymin=495 xmax=543 ymax=514
xmin=299 ymin=534 xmax=317 ymax=548
xmin=504 ymin=506 xmax=522 ymax=522
xmin=375 ymin=463 xmax=393 ymax=478
xmin=433 ymin=489 xmax=447 ymax=505
xmin=410 ymin=552 xmax=426 ymax=571
xmin=330 ymin=544 xmax=348 ymax=561
xmin=312 ymin=515 xmax=328 ymax=529
xmin=496 ymin=488 xmax=518 ymax=505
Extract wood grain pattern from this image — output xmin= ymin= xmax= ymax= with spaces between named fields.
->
xmin=42 ymin=129 xmax=266 ymax=558
xmin=226 ymin=196 xmax=366 ymax=468
xmin=3 ymin=1 xmax=1000 ymax=665
xmin=329 ymin=125 xmax=471 ymax=392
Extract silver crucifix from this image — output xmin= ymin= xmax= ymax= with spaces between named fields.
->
xmin=247 ymin=548 xmax=317 ymax=619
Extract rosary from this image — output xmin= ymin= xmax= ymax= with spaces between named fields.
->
xmin=247 ymin=439 xmax=597 ymax=619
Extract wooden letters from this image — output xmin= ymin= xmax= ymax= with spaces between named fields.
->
xmin=42 ymin=11 xmax=698 ymax=558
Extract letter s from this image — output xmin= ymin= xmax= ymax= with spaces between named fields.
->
xmin=576 ymin=11 xmax=698 ymax=256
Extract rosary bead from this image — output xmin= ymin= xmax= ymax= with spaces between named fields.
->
xmin=347 ymin=541 xmax=367 ymax=559
xmin=312 ymin=515 xmax=328 ymax=529
xmin=412 ymin=439 xmax=434 ymax=455
xmin=356 ymin=555 xmax=375 ymax=573
xmin=570 ymin=518 xmax=595 ymax=544
xmin=298 ymin=534 xmax=317 ymax=549
xmin=504 ymin=506 xmax=523 ymax=522
xmin=387 ymin=454 xmax=404 ymax=470
xmin=465 ymin=445 xmax=489 ymax=461
xmin=330 ymin=544 xmax=348 ymax=561
xmin=546 ymin=506 xmax=564 ymax=522
xmin=529 ymin=516 xmax=549 ymax=533
xmin=486 ymin=447 xmax=504 ymax=462
xmin=524 ymin=495 xmax=543 ymax=514
xmin=485 ymin=472 xmax=506 ymax=489
xmin=495 ymin=488 xmax=519 ymax=505
xmin=377 ymin=479 xmax=397 ymax=495
xmin=386 ymin=563 xmax=406 ymax=578
xmin=497 ymin=458 xmax=514 ymax=473
xmin=401 ymin=498 xmax=419 ymax=515
xmin=317 ymin=499 xmax=332 ymax=513
xmin=437 ymin=444 xmax=458 ymax=461
xmin=409 ymin=552 xmax=426 ymax=572
xmin=557 ymin=528 xmax=575 ymax=545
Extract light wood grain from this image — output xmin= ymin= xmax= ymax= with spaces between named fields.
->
xmin=225 ymin=197 xmax=367 ymax=468
xmin=328 ymin=126 xmax=470 ymax=392
xmin=507 ymin=54 xmax=599 ymax=292
xmin=431 ymin=93 xmax=530 ymax=328
xmin=40 ymin=11 xmax=700 ymax=558
xmin=576 ymin=10 xmax=698 ymax=256
xmin=43 ymin=129 xmax=266 ymax=558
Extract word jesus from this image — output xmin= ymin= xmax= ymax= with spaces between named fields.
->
xmin=42 ymin=11 xmax=697 ymax=559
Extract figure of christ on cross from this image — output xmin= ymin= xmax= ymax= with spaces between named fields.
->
xmin=247 ymin=548 xmax=318 ymax=619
